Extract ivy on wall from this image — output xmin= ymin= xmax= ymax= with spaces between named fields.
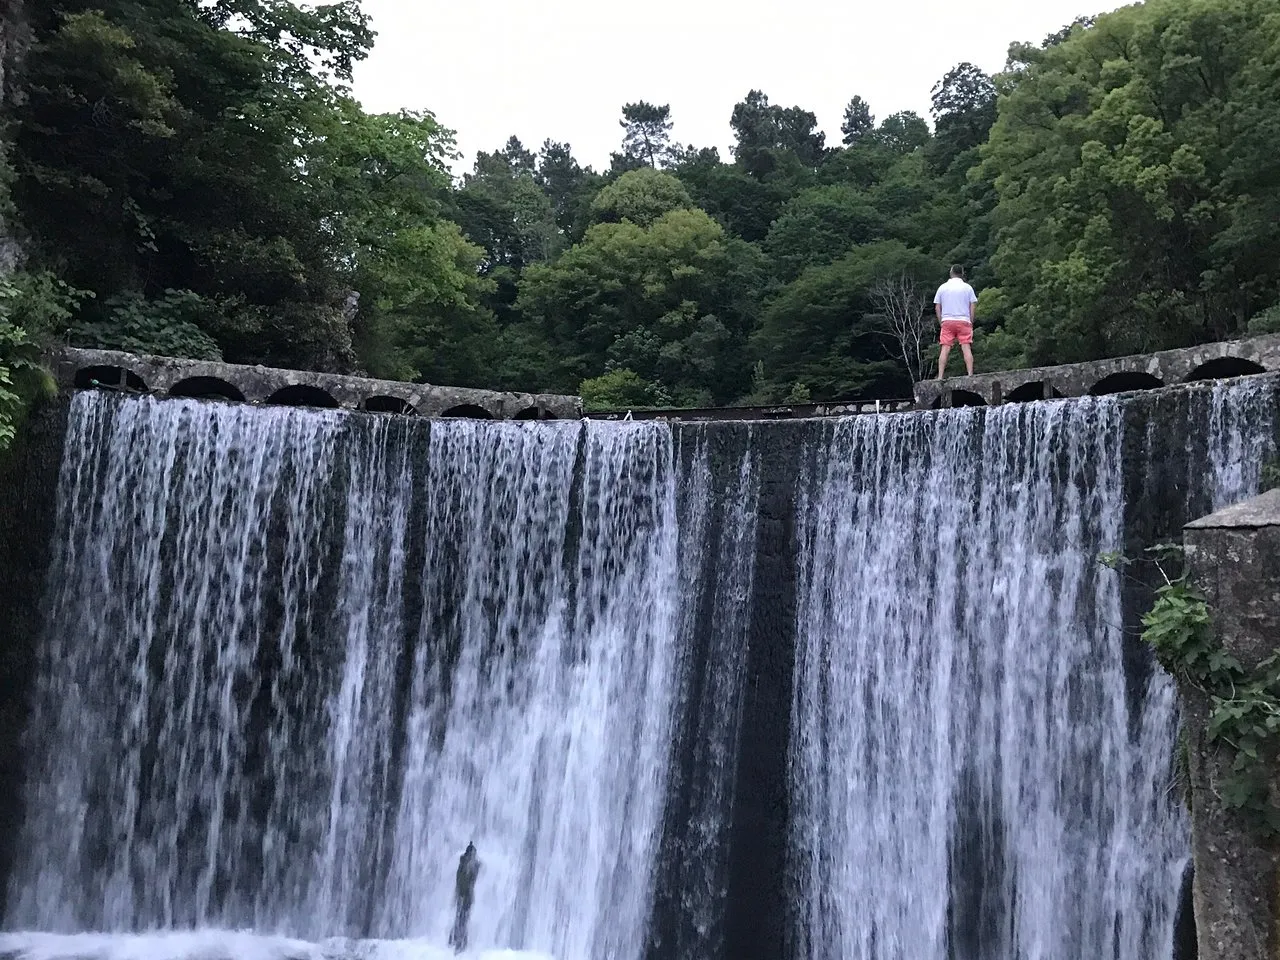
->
xmin=1105 ymin=544 xmax=1280 ymax=836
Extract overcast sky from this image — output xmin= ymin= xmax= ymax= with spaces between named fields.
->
xmin=352 ymin=0 xmax=1127 ymax=174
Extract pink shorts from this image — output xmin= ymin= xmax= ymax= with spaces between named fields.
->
xmin=940 ymin=319 xmax=973 ymax=346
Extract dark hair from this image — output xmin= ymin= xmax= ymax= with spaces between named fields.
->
xmin=950 ymin=264 xmax=964 ymax=278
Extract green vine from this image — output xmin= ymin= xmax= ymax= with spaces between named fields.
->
xmin=1106 ymin=545 xmax=1280 ymax=836
xmin=1263 ymin=456 xmax=1280 ymax=493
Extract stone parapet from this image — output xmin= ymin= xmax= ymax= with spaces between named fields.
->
xmin=915 ymin=333 xmax=1280 ymax=409
xmin=52 ymin=347 xmax=582 ymax=421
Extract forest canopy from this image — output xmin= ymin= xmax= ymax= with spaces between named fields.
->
xmin=1 ymin=0 xmax=1279 ymax=428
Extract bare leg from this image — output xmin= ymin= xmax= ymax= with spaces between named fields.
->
xmin=961 ymin=343 xmax=974 ymax=376
xmin=937 ymin=344 xmax=952 ymax=380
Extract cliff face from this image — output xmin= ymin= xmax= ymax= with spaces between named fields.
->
xmin=0 ymin=0 xmax=27 ymax=275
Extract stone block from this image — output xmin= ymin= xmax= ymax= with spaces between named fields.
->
xmin=1183 ymin=489 xmax=1280 ymax=960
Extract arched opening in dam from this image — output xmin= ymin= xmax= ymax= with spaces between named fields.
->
xmin=168 ymin=376 xmax=246 ymax=402
xmin=361 ymin=395 xmax=417 ymax=415
xmin=264 ymin=384 xmax=340 ymax=409
xmin=1185 ymin=357 xmax=1267 ymax=383
xmin=1004 ymin=381 xmax=1060 ymax=403
xmin=1089 ymin=371 xmax=1165 ymax=396
xmin=72 ymin=365 xmax=148 ymax=393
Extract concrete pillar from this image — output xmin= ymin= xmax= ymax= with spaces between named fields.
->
xmin=1183 ymin=488 xmax=1280 ymax=960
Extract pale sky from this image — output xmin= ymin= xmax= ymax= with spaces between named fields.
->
xmin=352 ymin=0 xmax=1128 ymax=174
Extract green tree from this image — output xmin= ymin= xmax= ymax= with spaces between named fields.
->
xmin=1041 ymin=15 xmax=1096 ymax=48
xmin=675 ymin=148 xmax=792 ymax=243
xmin=517 ymin=207 xmax=766 ymax=404
xmin=445 ymin=136 xmax=559 ymax=341
xmin=579 ymin=368 xmax=669 ymax=410
xmin=928 ymin=63 xmax=997 ymax=174
xmin=872 ymin=112 xmax=932 ymax=154
xmin=764 ymin=184 xmax=885 ymax=280
xmin=454 ymin=139 xmax=559 ymax=270
xmin=615 ymin=101 xmax=675 ymax=169
xmin=11 ymin=0 xmax=378 ymax=370
xmin=869 ymin=152 xmax=946 ymax=252
xmin=841 ymin=96 xmax=875 ymax=146
xmin=983 ymin=0 xmax=1280 ymax=365
xmin=356 ymin=221 xmax=501 ymax=386
xmin=295 ymin=103 xmax=508 ymax=386
xmin=0 ymin=273 xmax=82 ymax=448
xmin=536 ymin=140 xmax=602 ymax=240
xmin=589 ymin=168 xmax=695 ymax=227
xmin=730 ymin=90 xmax=827 ymax=169
xmin=752 ymin=240 xmax=940 ymax=401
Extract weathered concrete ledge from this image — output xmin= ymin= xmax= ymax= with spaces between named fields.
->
xmin=593 ymin=398 xmax=916 ymax=422
xmin=915 ymin=333 xmax=1280 ymax=408
xmin=1184 ymin=488 xmax=1280 ymax=960
xmin=53 ymin=348 xmax=582 ymax=420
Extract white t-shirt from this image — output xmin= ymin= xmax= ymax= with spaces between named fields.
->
xmin=934 ymin=277 xmax=978 ymax=322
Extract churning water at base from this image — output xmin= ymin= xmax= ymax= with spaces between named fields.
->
xmin=0 ymin=932 xmax=550 ymax=960
xmin=4 ymin=376 xmax=1277 ymax=960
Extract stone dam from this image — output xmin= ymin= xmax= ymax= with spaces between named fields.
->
xmin=0 ymin=343 xmax=1278 ymax=960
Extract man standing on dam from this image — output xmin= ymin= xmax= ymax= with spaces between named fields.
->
xmin=449 ymin=841 xmax=481 ymax=953
xmin=935 ymin=265 xmax=979 ymax=379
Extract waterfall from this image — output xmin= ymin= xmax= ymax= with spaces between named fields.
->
xmin=9 ymin=396 xmax=349 ymax=932
xmin=377 ymin=421 xmax=681 ymax=960
xmin=788 ymin=379 xmax=1275 ymax=960
xmin=3 ymin=375 xmax=1277 ymax=960
xmin=1202 ymin=377 xmax=1276 ymax=508
xmin=6 ymin=395 xmax=685 ymax=958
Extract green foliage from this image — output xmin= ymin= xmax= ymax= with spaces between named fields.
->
xmin=0 ymin=305 xmax=37 ymax=449
xmin=784 ymin=381 xmax=811 ymax=404
xmin=589 ymin=168 xmax=694 ymax=227
xmin=1135 ymin=547 xmax=1280 ymax=836
xmin=2 ymin=0 xmax=1276 ymax=406
xmin=0 ymin=274 xmax=69 ymax=449
xmin=928 ymin=63 xmax=996 ymax=174
xmin=454 ymin=137 xmax=558 ymax=272
xmin=536 ymin=140 xmax=600 ymax=240
xmin=12 ymin=0 xmax=382 ymax=369
xmin=2 ymin=271 xmax=90 ymax=342
xmin=731 ymin=90 xmax=827 ymax=168
xmin=1261 ymin=458 xmax=1280 ymax=492
xmin=1248 ymin=303 xmax=1280 ymax=335
xmin=518 ymin=208 xmax=764 ymax=405
xmin=872 ymin=112 xmax=931 ymax=154
xmin=752 ymin=240 xmax=939 ymax=401
xmin=615 ymin=102 xmax=676 ymax=170
xmin=579 ymin=368 xmax=670 ymax=411
xmin=67 ymin=291 xmax=223 ymax=360
xmin=674 ymin=152 xmax=789 ymax=243
xmin=840 ymin=97 xmax=875 ymax=146
xmin=357 ymin=222 xmax=500 ymax=386
xmin=984 ymin=0 xmax=1280 ymax=366
xmin=764 ymin=185 xmax=885 ymax=280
